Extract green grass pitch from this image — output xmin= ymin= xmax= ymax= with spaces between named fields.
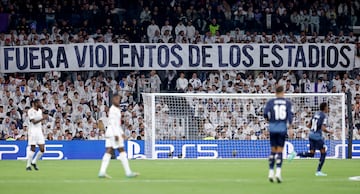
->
xmin=1 ymin=159 xmax=360 ymax=194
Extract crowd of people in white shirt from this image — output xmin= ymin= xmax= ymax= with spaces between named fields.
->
xmin=1 ymin=69 xmax=360 ymax=141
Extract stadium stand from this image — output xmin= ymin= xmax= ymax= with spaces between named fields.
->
xmin=0 ymin=0 xmax=360 ymax=140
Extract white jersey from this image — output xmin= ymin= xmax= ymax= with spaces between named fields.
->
xmin=28 ymin=107 xmax=45 ymax=145
xmin=28 ymin=108 xmax=43 ymax=135
xmin=105 ymin=105 xmax=123 ymax=137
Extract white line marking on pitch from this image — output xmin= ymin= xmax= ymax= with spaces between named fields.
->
xmin=348 ymin=176 xmax=360 ymax=181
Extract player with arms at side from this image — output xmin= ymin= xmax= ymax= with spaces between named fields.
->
xmin=98 ymin=94 xmax=139 ymax=178
xmin=288 ymin=102 xmax=332 ymax=176
xmin=26 ymin=99 xmax=47 ymax=171
xmin=264 ymin=86 xmax=293 ymax=183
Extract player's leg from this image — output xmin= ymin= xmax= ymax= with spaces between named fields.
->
xmin=26 ymin=145 xmax=36 ymax=171
xmin=117 ymin=147 xmax=132 ymax=176
xmin=98 ymin=147 xmax=113 ymax=178
xmin=274 ymin=133 xmax=286 ymax=183
xmin=268 ymin=133 xmax=277 ymax=182
xmin=99 ymin=137 xmax=114 ymax=178
xmin=115 ymin=134 xmax=138 ymax=177
xmin=297 ymin=139 xmax=315 ymax=157
xmin=315 ymin=140 xmax=327 ymax=176
xmin=31 ymin=144 xmax=45 ymax=170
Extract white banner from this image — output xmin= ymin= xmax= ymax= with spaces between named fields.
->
xmin=0 ymin=43 xmax=355 ymax=72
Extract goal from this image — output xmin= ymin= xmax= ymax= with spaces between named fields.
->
xmin=142 ymin=93 xmax=346 ymax=159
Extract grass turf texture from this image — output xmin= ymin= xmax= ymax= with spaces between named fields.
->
xmin=1 ymin=159 xmax=359 ymax=194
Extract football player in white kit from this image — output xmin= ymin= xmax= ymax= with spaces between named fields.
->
xmin=98 ymin=94 xmax=139 ymax=178
xmin=26 ymin=99 xmax=47 ymax=171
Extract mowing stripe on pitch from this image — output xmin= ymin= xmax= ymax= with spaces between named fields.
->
xmin=0 ymin=178 xmax=352 ymax=184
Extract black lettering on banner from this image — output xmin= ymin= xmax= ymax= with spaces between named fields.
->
xmin=74 ymin=45 xmax=87 ymax=67
xmin=189 ymin=45 xmax=200 ymax=67
xmin=145 ymin=45 xmax=156 ymax=67
xmin=327 ymin=46 xmax=338 ymax=68
xmin=158 ymin=45 xmax=170 ymax=67
xmin=321 ymin=46 xmax=326 ymax=67
xmin=41 ymin=47 xmax=54 ymax=68
xmin=3 ymin=48 xmax=14 ymax=70
xmin=271 ymin=45 xmax=283 ymax=67
xmin=131 ymin=45 xmax=144 ymax=67
xmin=108 ymin=45 xmax=117 ymax=67
xmin=16 ymin=47 xmax=27 ymax=70
xmin=89 ymin=45 xmax=94 ymax=67
xmin=95 ymin=45 xmax=107 ymax=67
xmin=308 ymin=45 xmax=319 ymax=67
xmin=260 ymin=45 xmax=270 ymax=67
xmin=171 ymin=44 xmax=183 ymax=67
xmin=29 ymin=47 xmax=40 ymax=69
xmin=119 ymin=44 xmax=130 ymax=67
xmin=294 ymin=46 xmax=306 ymax=67
xmin=229 ymin=45 xmax=240 ymax=67
xmin=284 ymin=45 xmax=295 ymax=67
xmin=57 ymin=47 xmax=68 ymax=68
xmin=242 ymin=45 xmax=253 ymax=67
xmin=218 ymin=45 xmax=228 ymax=67
xmin=202 ymin=45 xmax=212 ymax=67
xmin=339 ymin=45 xmax=351 ymax=68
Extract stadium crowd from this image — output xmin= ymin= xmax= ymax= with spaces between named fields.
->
xmin=0 ymin=0 xmax=360 ymax=141
xmin=0 ymin=0 xmax=359 ymax=45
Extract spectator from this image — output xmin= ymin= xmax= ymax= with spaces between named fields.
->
xmin=175 ymin=20 xmax=186 ymax=37
xmin=149 ymin=70 xmax=161 ymax=93
xmin=140 ymin=6 xmax=151 ymax=25
xmin=161 ymin=20 xmax=173 ymax=36
xmin=146 ymin=19 xmax=160 ymax=43
xmin=309 ymin=11 xmax=320 ymax=34
xmin=208 ymin=18 xmax=220 ymax=36
xmin=189 ymin=73 xmax=202 ymax=90
xmin=176 ymin=72 xmax=188 ymax=92
xmin=186 ymin=21 xmax=196 ymax=42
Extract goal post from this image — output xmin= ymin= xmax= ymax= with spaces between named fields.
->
xmin=142 ymin=93 xmax=346 ymax=159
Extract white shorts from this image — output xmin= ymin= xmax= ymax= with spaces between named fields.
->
xmin=105 ymin=136 xmax=124 ymax=149
xmin=28 ymin=131 xmax=45 ymax=145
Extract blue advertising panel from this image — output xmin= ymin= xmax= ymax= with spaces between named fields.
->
xmin=0 ymin=140 xmax=359 ymax=160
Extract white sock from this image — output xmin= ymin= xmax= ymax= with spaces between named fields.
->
xmin=118 ymin=152 xmax=132 ymax=176
xmin=268 ymin=169 xmax=274 ymax=178
xmin=99 ymin=153 xmax=111 ymax=175
xmin=26 ymin=150 xmax=35 ymax=167
xmin=276 ymin=167 xmax=282 ymax=177
xmin=32 ymin=152 xmax=44 ymax=164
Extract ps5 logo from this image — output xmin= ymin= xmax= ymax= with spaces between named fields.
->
xmin=127 ymin=141 xmax=146 ymax=159
xmin=155 ymin=144 xmax=219 ymax=159
xmin=0 ymin=144 xmax=63 ymax=160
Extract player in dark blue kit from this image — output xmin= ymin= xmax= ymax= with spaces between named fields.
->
xmin=264 ymin=86 xmax=293 ymax=183
xmin=288 ymin=102 xmax=333 ymax=176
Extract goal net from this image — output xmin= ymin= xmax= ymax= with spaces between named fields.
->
xmin=142 ymin=93 xmax=346 ymax=159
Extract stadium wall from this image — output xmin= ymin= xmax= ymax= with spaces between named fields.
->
xmin=0 ymin=140 xmax=359 ymax=160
